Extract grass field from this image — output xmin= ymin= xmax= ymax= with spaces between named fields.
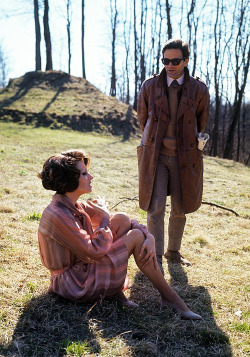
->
xmin=0 ymin=122 xmax=249 ymax=357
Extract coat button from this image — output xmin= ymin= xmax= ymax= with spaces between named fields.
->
xmin=154 ymin=117 xmax=158 ymax=121
xmin=191 ymin=143 xmax=194 ymax=147
xmin=188 ymin=120 xmax=192 ymax=124
xmin=193 ymin=163 xmax=197 ymax=168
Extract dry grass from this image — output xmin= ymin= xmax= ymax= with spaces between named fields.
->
xmin=0 ymin=122 xmax=249 ymax=357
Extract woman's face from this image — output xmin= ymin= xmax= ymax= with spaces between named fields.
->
xmin=75 ymin=160 xmax=93 ymax=194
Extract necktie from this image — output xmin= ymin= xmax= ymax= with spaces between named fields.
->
xmin=171 ymin=80 xmax=179 ymax=88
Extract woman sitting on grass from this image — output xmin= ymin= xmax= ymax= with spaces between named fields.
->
xmin=38 ymin=150 xmax=201 ymax=320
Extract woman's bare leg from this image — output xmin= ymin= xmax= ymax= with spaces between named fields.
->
xmin=121 ymin=229 xmax=189 ymax=312
xmin=109 ymin=215 xmax=201 ymax=317
xmin=109 ymin=215 xmax=186 ymax=309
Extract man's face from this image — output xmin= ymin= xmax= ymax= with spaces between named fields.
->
xmin=163 ymin=49 xmax=189 ymax=79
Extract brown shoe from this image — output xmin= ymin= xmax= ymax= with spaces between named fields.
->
xmin=164 ymin=250 xmax=191 ymax=266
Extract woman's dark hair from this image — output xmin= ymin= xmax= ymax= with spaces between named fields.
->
xmin=162 ymin=38 xmax=190 ymax=59
xmin=38 ymin=150 xmax=90 ymax=194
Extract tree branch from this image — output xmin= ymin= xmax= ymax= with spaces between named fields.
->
xmin=201 ymin=201 xmax=239 ymax=216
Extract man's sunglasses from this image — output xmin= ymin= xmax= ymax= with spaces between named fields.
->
xmin=161 ymin=58 xmax=186 ymax=66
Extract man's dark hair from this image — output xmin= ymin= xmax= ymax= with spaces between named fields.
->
xmin=38 ymin=150 xmax=90 ymax=194
xmin=162 ymin=38 xmax=190 ymax=59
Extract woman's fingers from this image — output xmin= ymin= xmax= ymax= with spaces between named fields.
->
xmin=87 ymin=200 xmax=109 ymax=214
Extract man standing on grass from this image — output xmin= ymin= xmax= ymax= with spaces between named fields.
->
xmin=137 ymin=38 xmax=209 ymax=270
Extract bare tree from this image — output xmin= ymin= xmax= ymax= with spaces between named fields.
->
xmin=34 ymin=0 xmax=41 ymax=70
xmin=66 ymin=0 xmax=72 ymax=73
xmin=133 ymin=0 xmax=139 ymax=109
xmin=110 ymin=0 xmax=118 ymax=97
xmin=0 ymin=44 xmax=7 ymax=87
xmin=209 ymin=0 xmax=222 ymax=157
xmin=139 ymin=0 xmax=148 ymax=85
xmin=81 ymin=0 xmax=86 ymax=78
xmin=223 ymin=0 xmax=250 ymax=160
xmin=156 ymin=0 xmax=163 ymax=74
xmin=165 ymin=0 xmax=172 ymax=39
xmin=43 ymin=0 xmax=53 ymax=70
xmin=123 ymin=0 xmax=131 ymax=103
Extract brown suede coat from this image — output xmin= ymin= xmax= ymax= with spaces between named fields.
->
xmin=137 ymin=67 xmax=210 ymax=213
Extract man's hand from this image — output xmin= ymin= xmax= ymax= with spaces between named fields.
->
xmin=139 ymin=232 xmax=158 ymax=270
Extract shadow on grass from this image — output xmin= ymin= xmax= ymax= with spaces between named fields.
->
xmin=122 ymin=105 xmax=136 ymax=142
xmin=128 ymin=264 xmax=233 ymax=357
xmin=2 ymin=265 xmax=232 ymax=357
xmin=41 ymin=87 xmax=63 ymax=112
xmin=2 ymin=289 xmax=163 ymax=357
xmin=0 ymin=85 xmax=31 ymax=109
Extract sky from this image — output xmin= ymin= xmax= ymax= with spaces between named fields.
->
xmin=0 ymin=0 xmax=113 ymax=93
xmin=0 ymin=0 xmax=249 ymax=102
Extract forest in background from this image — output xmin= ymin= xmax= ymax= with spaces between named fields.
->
xmin=0 ymin=0 xmax=249 ymax=164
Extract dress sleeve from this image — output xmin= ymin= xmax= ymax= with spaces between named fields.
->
xmin=49 ymin=207 xmax=113 ymax=261
xmin=80 ymin=201 xmax=102 ymax=229
xmin=131 ymin=219 xmax=148 ymax=238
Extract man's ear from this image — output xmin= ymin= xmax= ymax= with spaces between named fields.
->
xmin=184 ymin=58 xmax=189 ymax=67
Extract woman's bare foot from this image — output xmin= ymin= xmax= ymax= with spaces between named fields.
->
xmin=161 ymin=299 xmax=202 ymax=320
xmin=114 ymin=291 xmax=139 ymax=308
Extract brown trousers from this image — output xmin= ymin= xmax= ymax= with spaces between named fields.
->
xmin=147 ymin=155 xmax=186 ymax=255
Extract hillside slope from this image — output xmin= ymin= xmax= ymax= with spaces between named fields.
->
xmin=0 ymin=70 xmax=139 ymax=137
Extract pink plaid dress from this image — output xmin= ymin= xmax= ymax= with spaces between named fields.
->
xmin=38 ymin=194 xmax=130 ymax=301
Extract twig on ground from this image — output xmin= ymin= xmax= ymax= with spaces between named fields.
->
xmin=201 ymin=201 xmax=239 ymax=216
xmin=111 ymin=196 xmax=139 ymax=209
xmin=111 ymin=196 xmax=240 ymax=217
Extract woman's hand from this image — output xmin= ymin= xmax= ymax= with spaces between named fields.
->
xmin=139 ymin=232 xmax=158 ymax=270
xmin=87 ymin=199 xmax=110 ymax=228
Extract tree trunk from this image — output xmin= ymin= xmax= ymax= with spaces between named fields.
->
xmin=81 ymin=0 xmax=86 ymax=78
xmin=133 ymin=0 xmax=138 ymax=110
xmin=67 ymin=0 xmax=71 ymax=74
xmin=34 ymin=0 xmax=41 ymax=70
xmin=0 ymin=45 xmax=7 ymax=87
xmin=123 ymin=0 xmax=131 ymax=104
xmin=156 ymin=0 xmax=163 ymax=73
xmin=223 ymin=1 xmax=249 ymax=159
xmin=210 ymin=0 xmax=220 ymax=157
xmin=165 ymin=0 xmax=172 ymax=39
xmin=139 ymin=0 xmax=147 ymax=85
xmin=43 ymin=0 xmax=52 ymax=70
xmin=110 ymin=0 xmax=118 ymax=97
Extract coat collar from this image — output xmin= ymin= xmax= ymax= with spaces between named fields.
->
xmin=52 ymin=193 xmax=87 ymax=219
xmin=157 ymin=67 xmax=191 ymax=89
xmin=156 ymin=67 xmax=194 ymax=118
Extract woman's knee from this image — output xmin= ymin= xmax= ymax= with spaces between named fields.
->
xmin=131 ymin=228 xmax=144 ymax=244
xmin=110 ymin=212 xmax=131 ymax=239
xmin=121 ymin=228 xmax=144 ymax=253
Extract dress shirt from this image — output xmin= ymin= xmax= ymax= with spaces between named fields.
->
xmin=167 ymin=74 xmax=184 ymax=87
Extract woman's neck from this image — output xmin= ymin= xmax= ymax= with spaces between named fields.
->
xmin=65 ymin=191 xmax=80 ymax=205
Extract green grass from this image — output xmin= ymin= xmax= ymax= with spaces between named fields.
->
xmin=0 ymin=122 xmax=249 ymax=356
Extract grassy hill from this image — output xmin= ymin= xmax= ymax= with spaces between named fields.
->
xmin=0 ymin=122 xmax=249 ymax=357
xmin=0 ymin=70 xmax=139 ymax=137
